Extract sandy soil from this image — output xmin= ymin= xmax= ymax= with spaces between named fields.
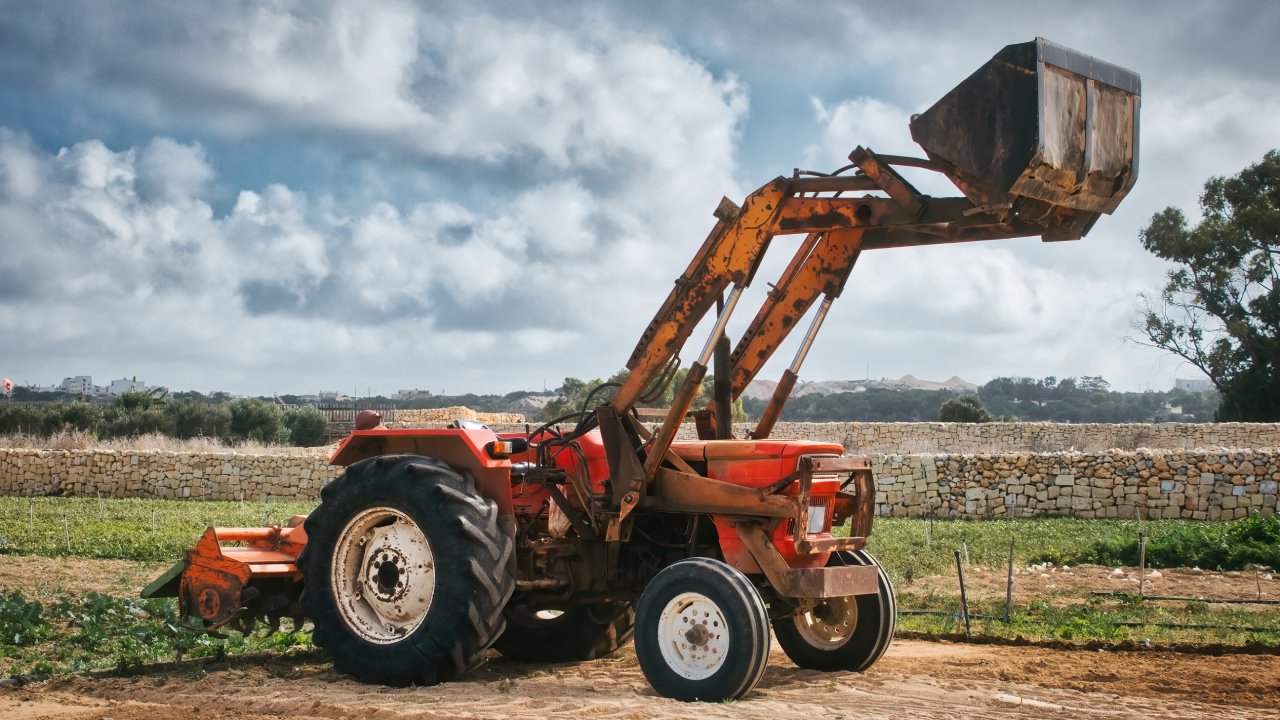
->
xmin=2 ymin=639 xmax=1278 ymax=720
xmin=2 ymin=556 xmax=1277 ymax=719
xmin=906 ymin=563 xmax=1278 ymax=603
xmin=0 ymin=555 xmax=171 ymax=599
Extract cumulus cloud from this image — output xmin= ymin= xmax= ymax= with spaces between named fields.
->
xmin=3 ymin=0 xmax=1278 ymax=394
xmin=0 ymin=2 xmax=757 ymax=394
xmin=0 ymin=126 xmax=739 ymax=393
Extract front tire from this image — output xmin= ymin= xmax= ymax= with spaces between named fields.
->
xmin=772 ymin=549 xmax=896 ymax=672
xmin=298 ymin=454 xmax=515 ymax=686
xmin=634 ymin=558 xmax=770 ymax=702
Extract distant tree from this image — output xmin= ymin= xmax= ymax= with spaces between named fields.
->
xmin=938 ymin=395 xmax=993 ymax=423
xmin=543 ymin=369 xmax=747 ymax=424
xmin=1137 ymin=151 xmax=1280 ymax=421
xmin=283 ymin=405 xmax=330 ymax=446
xmin=543 ymin=371 xmax=628 ymax=422
xmin=98 ymin=387 xmax=173 ymax=438
xmin=227 ymin=398 xmax=288 ymax=444
xmin=166 ymin=398 xmax=232 ymax=439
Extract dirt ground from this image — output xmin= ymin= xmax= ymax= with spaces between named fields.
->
xmin=4 ymin=639 xmax=1278 ymax=720
xmin=2 ymin=556 xmax=1278 ymax=719
xmin=906 ymin=562 xmax=1278 ymax=603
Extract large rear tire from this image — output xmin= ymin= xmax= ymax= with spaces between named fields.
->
xmin=634 ymin=558 xmax=770 ymax=702
xmin=772 ymin=549 xmax=896 ymax=672
xmin=494 ymin=601 xmax=635 ymax=663
xmin=298 ymin=454 xmax=514 ymax=686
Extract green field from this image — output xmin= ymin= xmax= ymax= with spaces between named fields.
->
xmin=864 ymin=514 xmax=1280 ymax=577
xmin=0 ymin=497 xmax=1276 ymax=679
xmin=0 ymin=496 xmax=316 ymax=562
xmin=5 ymin=496 xmax=1275 ymax=571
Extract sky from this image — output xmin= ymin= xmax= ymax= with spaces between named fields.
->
xmin=0 ymin=1 xmax=1277 ymax=397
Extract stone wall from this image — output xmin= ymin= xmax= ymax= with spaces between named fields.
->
xmin=0 ymin=449 xmax=340 ymax=501
xmin=2 ymin=445 xmax=1276 ymax=521
xmin=870 ymin=449 xmax=1278 ymax=520
xmin=697 ymin=421 xmax=1280 ymax=453
xmin=467 ymin=421 xmax=1280 ymax=454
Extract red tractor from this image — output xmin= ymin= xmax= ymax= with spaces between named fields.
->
xmin=145 ymin=39 xmax=1139 ymax=701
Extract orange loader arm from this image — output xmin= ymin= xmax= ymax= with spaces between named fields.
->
xmin=607 ymin=38 xmax=1140 ymax=523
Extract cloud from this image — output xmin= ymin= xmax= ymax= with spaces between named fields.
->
xmin=3 ymin=0 xmax=1277 ymax=395
xmin=0 ymin=2 xmax=758 ymax=394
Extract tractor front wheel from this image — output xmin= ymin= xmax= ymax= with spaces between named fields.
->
xmin=298 ymin=454 xmax=514 ymax=686
xmin=772 ymin=549 xmax=896 ymax=672
xmin=634 ymin=558 xmax=770 ymax=702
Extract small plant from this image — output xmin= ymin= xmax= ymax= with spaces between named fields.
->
xmin=0 ymin=591 xmax=53 ymax=646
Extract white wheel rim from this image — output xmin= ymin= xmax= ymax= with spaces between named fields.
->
xmin=793 ymin=597 xmax=858 ymax=649
xmin=332 ymin=506 xmax=436 ymax=644
xmin=657 ymin=592 xmax=730 ymax=680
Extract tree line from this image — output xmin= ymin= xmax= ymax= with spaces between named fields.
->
xmin=0 ymin=390 xmax=330 ymax=446
xmin=741 ymin=376 xmax=1218 ymax=424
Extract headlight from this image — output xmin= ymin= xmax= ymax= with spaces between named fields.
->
xmin=807 ymin=504 xmax=828 ymax=534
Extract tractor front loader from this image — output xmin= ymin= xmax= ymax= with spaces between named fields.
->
xmin=144 ymin=39 xmax=1140 ymax=701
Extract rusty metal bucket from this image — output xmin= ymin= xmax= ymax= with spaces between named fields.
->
xmin=910 ymin=38 xmax=1140 ymax=240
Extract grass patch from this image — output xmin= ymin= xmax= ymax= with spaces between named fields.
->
xmin=0 ymin=497 xmax=316 ymax=562
xmin=851 ymin=515 xmax=1280 ymax=579
xmin=0 ymin=589 xmax=311 ymax=678
xmin=897 ymin=593 xmax=1280 ymax=647
xmin=1068 ymin=514 xmax=1280 ymax=571
xmin=859 ymin=517 xmax=1145 ymax=580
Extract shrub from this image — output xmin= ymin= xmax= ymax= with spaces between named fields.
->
xmin=166 ymin=398 xmax=232 ymax=440
xmin=48 ymin=402 xmax=104 ymax=434
xmin=939 ymin=395 xmax=993 ymax=423
xmin=227 ymin=398 xmax=288 ymax=444
xmin=0 ymin=403 xmax=44 ymax=434
xmin=284 ymin=405 xmax=330 ymax=447
xmin=99 ymin=406 xmax=173 ymax=439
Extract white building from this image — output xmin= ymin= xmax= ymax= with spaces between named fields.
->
xmin=108 ymin=378 xmax=149 ymax=395
xmin=60 ymin=376 xmax=103 ymax=395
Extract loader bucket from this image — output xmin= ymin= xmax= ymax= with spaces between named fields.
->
xmin=910 ymin=38 xmax=1140 ymax=239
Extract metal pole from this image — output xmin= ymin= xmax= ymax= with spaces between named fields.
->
xmin=955 ymin=550 xmax=971 ymax=635
xmin=1004 ymin=538 xmax=1015 ymax=623
xmin=1138 ymin=532 xmax=1147 ymax=600
xmin=787 ymin=296 xmax=834 ymax=372
xmin=696 ymin=286 xmax=744 ymax=367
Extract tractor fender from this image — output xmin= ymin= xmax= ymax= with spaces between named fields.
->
xmin=328 ymin=428 xmax=515 ymax=516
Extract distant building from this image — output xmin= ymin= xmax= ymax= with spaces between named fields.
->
xmin=319 ymin=391 xmax=350 ymax=402
xmin=1173 ymin=378 xmax=1215 ymax=393
xmin=395 ymin=388 xmax=432 ymax=401
xmin=108 ymin=377 xmax=149 ymax=395
xmin=60 ymin=376 xmax=104 ymax=396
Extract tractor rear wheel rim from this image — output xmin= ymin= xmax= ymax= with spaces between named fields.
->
xmin=794 ymin=596 xmax=857 ymax=649
xmin=332 ymin=506 xmax=436 ymax=644
xmin=656 ymin=592 xmax=729 ymax=680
